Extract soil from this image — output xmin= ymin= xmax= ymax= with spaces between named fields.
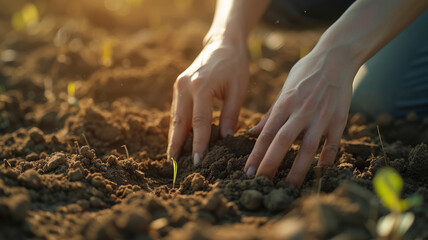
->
xmin=1 ymin=0 xmax=428 ymax=239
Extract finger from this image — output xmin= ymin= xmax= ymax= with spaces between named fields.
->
xmin=220 ymin=90 xmax=243 ymax=138
xmin=244 ymin=103 xmax=291 ymax=175
xmin=192 ymin=91 xmax=213 ymax=165
xmin=256 ymin=118 xmax=303 ymax=179
xmin=286 ymin=125 xmax=324 ymax=187
xmin=318 ymin=118 xmax=347 ymax=166
xmin=167 ymin=78 xmax=193 ymax=161
xmin=248 ymin=106 xmax=273 ymax=137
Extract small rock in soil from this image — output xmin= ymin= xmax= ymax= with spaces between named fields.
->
xmin=191 ymin=173 xmax=207 ymax=191
xmin=116 ymin=209 xmax=152 ymax=232
xmin=68 ymin=168 xmax=84 ymax=181
xmin=240 ymin=189 xmax=263 ymax=211
xmin=45 ymin=152 xmax=66 ymax=172
xmin=107 ymin=155 xmax=118 ymax=166
xmin=28 ymin=127 xmax=45 ymax=143
xmin=89 ymin=196 xmax=104 ymax=208
xmin=264 ymin=189 xmax=294 ymax=212
xmin=18 ymin=169 xmax=42 ymax=189
xmin=81 ymin=145 xmax=96 ymax=160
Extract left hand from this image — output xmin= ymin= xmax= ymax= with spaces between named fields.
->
xmin=244 ymin=47 xmax=356 ymax=187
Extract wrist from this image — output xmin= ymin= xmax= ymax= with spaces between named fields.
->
xmin=203 ymin=27 xmax=247 ymax=47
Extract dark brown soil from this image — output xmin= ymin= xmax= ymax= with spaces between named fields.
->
xmin=1 ymin=1 xmax=428 ymax=239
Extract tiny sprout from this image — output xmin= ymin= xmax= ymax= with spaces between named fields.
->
xmin=374 ymin=167 xmax=423 ymax=238
xmin=67 ymin=82 xmax=78 ymax=106
xmin=101 ymin=39 xmax=116 ymax=67
xmin=171 ymin=157 xmax=178 ymax=188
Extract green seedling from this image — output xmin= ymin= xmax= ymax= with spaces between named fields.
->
xmin=374 ymin=167 xmax=422 ymax=238
xmin=12 ymin=3 xmax=39 ymax=31
xmin=67 ymin=82 xmax=78 ymax=106
xmin=171 ymin=157 xmax=178 ymax=188
xmin=101 ymin=39 xmax=116 ymax=67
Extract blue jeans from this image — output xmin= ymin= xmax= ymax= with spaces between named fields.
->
xmin=264 ymin=1 xmax=428 ymax=119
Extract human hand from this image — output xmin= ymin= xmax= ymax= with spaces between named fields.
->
xmin=244 ymin=47 xmax=356 ymax=187
xmin=167 ymin=38 xmax=249 ymax=165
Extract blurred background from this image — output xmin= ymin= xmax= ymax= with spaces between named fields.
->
xmin=0 ymin=0 xmax=322 ymax=117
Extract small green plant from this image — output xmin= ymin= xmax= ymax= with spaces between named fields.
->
xmin=101 ymin=39 xmax=116 ymax=67
xmin=67 ymin=82 xmax=78 ymax=106
xmin=171 ymin=157 xmax=178 ymax=188
xmin=373 ymin=167 xmax=422 ymax=239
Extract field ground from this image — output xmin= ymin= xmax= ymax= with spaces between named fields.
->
xmin=1 ymin=1 xmax=428 ymax=239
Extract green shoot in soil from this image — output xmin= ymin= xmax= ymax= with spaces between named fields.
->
xmin=171 ymin=157 xmax=178 ymax=188
xmin=374 ymin=167 xmax=422 ymax=238
xmin=121 ymin=145 xmax=130 ymax=159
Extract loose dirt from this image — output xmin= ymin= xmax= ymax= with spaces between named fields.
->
xmin=1 ymin=0 xmax=428 ymax=239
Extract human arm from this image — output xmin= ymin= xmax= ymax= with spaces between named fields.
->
xmin=244 ymin=0 xmax=428 ymax=187
xmin=167 ymin=0 xmax=271 ymax=164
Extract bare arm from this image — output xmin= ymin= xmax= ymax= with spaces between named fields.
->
xmin=245 ymin=0 xmax=428 ymax=187
xmin=167 ymin=0 xmax=271 ymax=164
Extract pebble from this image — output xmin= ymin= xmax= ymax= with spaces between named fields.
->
xmin=107 ymin=155 xmax=118 ymax=166
xmin=81 ymin=146 xmax=96 ymax=160
xmin=28 ymin=127 xmax=45 ymax=144
xmin=45 ymin=153 xmax=66 ymax=172
xmin=68 ymin=168 xmax=84 ymax=181
xmin=19 ymin=169 xmax=42 ymax=189
xmin=116 ymin=209 xmax=151 ymax=232
xmin=190 ymin=173 xmax=206 ymax=191
xmin=89 ymin=196 xmax=104 ymax=208
xmin=91 ymin=176 xmax=106 ymax=188
xmin=240 ymin=190 xmax=263 ymax=211
xmin=264 ymin=189 xmax=293 ymax=212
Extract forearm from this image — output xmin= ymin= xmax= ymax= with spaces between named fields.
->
xmin=204 ymin=0 xmax=271 ymax=45
xmin=316 ymin=0 xmax=428 ymax=68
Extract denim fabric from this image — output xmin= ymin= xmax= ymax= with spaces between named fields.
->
xmin=263 ymin=0 xmax=354 ymax=27
xmin=350 ymin=10 xmax=428 ymax=119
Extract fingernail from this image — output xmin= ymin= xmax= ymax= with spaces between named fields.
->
xmin=226 ymin=129 xmax=234 ymax=137
xmin=246 ymin=166 xmax=256 ymax=176
xmin=193 ymin=153 xmax=200 ymax=166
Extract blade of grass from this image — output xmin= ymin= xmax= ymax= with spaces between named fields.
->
xmin=171 ymin=157 xmax=178 ymax=188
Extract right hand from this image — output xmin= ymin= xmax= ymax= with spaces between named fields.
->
xmin=167 ymin=37 xmax=249 ymax=165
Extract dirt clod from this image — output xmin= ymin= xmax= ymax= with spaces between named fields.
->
xmin=44 ymin=152 xmax=66 ymax=172
xmin=240 ymin=190 xmax=263 ymax=211
xmin=18 ymin=169 xmax=42 ymax=189
xmin=264 ymin=189 xmax=294 ymax=212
